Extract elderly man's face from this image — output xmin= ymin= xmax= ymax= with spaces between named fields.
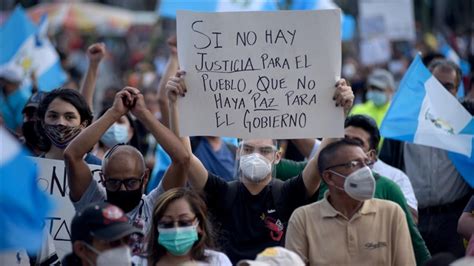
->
xmin=433 ymin=67 xmax=458 ymax=96
xmin=324 ymin=145 xmax=371 ymax=189
xmin=102 ymin=148 xmax=146 ymax=193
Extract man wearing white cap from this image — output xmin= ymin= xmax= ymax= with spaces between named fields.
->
xmin=0 ymin=64 xmax=28 ymax=133
xmin=350 ymin=68 xmax=395 ymax=128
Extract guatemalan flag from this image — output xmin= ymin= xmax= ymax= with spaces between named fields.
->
xmin=0 ymin=5 xmax=67 ymax=92
xmin=0 ymin=127 xmax=53 ymax=252
xmin=380 ymin=54 xmax=474 ymax=187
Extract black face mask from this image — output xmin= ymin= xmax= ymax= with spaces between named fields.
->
xmin=106 ymin=188 xmax=142 ymax=213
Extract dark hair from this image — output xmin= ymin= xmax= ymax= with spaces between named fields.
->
xmin=344 ymin=115 xmax=380 ymax=151
xmin=147 ymin=188 xmax=215 ymax=265
xmin=37 ymin=88 xmax=93 ymax=126
xmin=428 ymin=59 xmax=462 ymax=89
xmin=35 ymin=88 xmax=93 ymax=150
xmin=317 ymin=138 xmax=364 ymax=175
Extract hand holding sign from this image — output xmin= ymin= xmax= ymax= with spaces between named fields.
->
xmin=167 ymin=70 xmax=187 ymax=103
xmin=333 ymin=78 xmax=354 ymax=115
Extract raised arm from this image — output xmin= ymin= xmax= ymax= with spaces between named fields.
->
xmin=167 ymin=71 xmax=209 ymax=191
xmin=301 ymin=79 xmax=353 ymax=195
xmin=157 ymin=35 xmax=179 ymax=128
xmin=80 ymin=43 xmax=105 ymax=111
xmin=129 ymin=86 xmax=190 ymax=190
xmin=64 ymin=88 xmax=133 ymax=201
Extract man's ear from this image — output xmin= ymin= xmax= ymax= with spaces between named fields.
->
xmin=73 ymin=241 xmax=88 ymax=261
xmin=321 ymin=171 xmax=333 ymax=186
xmin=273 ymin=150 xmax=282 ymax=165
xmin=367 ymin=149 xmax=377 ymax=162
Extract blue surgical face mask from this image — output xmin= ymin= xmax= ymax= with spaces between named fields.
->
xmin=101 ymin=123 xmax=129 ymax=148
xmin=157 ymin=224 xmax=198 ymax=256
xmin=366 ymin=90 xmax=388 ymax=107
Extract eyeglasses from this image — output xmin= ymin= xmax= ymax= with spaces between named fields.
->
xmin=101 ymin=175 xmax=144 ymax=192
xmin=157 ymin=217 xmax=197 ymax=229
xmin=240 ymin=144 xmax=277 ymax=156
xmin=325 ymin=159 xmax=374 ymax=171
xmin=440 ymin=82 xmax=456 ymax=92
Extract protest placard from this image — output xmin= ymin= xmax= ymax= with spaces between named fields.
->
xmin=359 ymin=0 xmax=415 ymax=41
xmin=30 ymin=157 xmax=100 ymax=259
xmin=177 ymin=10 xmax=343 ymax=139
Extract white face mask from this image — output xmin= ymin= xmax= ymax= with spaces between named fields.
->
xmin=329 ymin=166 xmax=375 ymax=201
xmin=101 ymin=123 xmax=129 ymax=148
xmin=85 ymin=243 xmax=132 ymax=266
xmin=239 ymin=153 xmax=272 ymax=183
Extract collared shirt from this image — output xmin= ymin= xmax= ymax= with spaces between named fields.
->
xmin=404 ymin=143 xmax=471 ymax=208
xmin=286 ymin=192 xmax=415 ymax=266
xmin=373 ymin=159 xmax=418 ymax=210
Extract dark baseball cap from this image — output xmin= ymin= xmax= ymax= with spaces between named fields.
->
xmin=71 ymin=202 xmax=142 ymax=243
xmin=22 ymin=91 xmax=47 ymax=114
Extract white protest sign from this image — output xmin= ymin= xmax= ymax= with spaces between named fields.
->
xmin=359 ymin=0 xmax=415 ymax=41
xmin=31 ymin=157 xmax=100 ymax=260
xmin=177 ymin=10 xmax=343 ymax=139
xmin=360 ymin=36 xmax=392 ymax=66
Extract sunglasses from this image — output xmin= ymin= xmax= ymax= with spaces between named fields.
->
xmin=157 ymin=217 xmax=197 ymax=229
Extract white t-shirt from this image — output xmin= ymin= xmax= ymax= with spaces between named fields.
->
xmin=373 ymin=159 xmax=418 ymax=210
xmin=131 ymin=249 xmax=232 ymax=266
xmin=204 ymin=249 xmax=232 ymax=265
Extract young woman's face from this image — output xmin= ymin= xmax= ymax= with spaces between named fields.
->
xmin=44 ymin=98 xmax=82 ymax=127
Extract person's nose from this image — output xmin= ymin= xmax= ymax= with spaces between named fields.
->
xmin=55 ymin=116 xmax=68 ymax=126
xmin=119 ymin=183 xmax=127 ymax=191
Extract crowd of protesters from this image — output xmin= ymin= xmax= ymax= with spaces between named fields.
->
xmin=1 ymin=9 xmax=474 ymax=265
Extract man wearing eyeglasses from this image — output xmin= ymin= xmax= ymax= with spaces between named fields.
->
xmin=379 ymin=59 xmax=471 ymax=258
xmin=285 ymin=138 xmax=415 ymax=265
xmin=166 ymin=71 xmax=354 ymax=264
xmin=62 ymin=202 xmax=143 ymax=266
xmin=64 ymin=87 xmax=190 ymax=256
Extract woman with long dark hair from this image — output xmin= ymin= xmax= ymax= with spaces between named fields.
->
xmin=148 ymin=187 xmax=231 ymax=266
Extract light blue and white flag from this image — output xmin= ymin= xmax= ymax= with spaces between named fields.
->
xmin=0 ymin=6 xmax=67 ymax=92
xmin=159 ymin=0 xmax=278 ymax=18
xmin=0 ymin=127 xmax=53 ymax=252
xmin=380 ymin=54 xmax=474 ymax=186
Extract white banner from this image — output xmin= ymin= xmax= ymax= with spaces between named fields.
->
xmin=31 ymin=157 xmax=100 ymax=259
xmin=177 ymin=10 xmax=343 ymax=139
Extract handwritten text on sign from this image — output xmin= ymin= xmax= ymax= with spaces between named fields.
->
xmin=31 ymin=157 xmax=100 ymax=260
xmin=177 ymin=10 xmax=343 ymax=139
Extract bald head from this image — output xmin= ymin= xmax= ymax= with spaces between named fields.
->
xmin=102 ymin=145 xmax=145 ymax=178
